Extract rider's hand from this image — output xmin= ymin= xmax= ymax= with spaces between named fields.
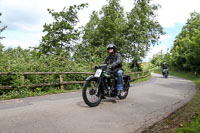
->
xmin=94 ymin=66 xmax=98 ymax=70
xmin=108 ymin=65 xmax=112 ymax=69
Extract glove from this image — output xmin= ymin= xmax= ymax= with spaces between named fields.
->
xmin=94 ymin=66 xmax=98 ymax=70
xmin=108 ymin=65 xmax=112 ymax=69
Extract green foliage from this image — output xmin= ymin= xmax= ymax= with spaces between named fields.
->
xmin=38 ymin=4 xmax=88 ymax=56
xmin=151 ymin=11 xmax=200 ymax=74
xmin=98 ymin=0 xmax=126 ymax=49
xmin=141 ymin=62 xmax=156 ymax=71
xmin=0 ymin=46 xmax=134 ymax=100
xmin=170 ymin=11 xmax=200 ymax=72
xmin=76 ymin=0 xmax=127 ymax=63
xmin=177 ymin=117 xmax=200 ymax=133
xmin=151 ymin=50 xmax=165 ymax=66
xmin=75 ymin=0 xmax=163 ymax=71
xmin=0 ymin=12 xmax=7 ymax=43
xmin=125 ymin=0 xmax=164 ymax=63
xmin=0 ymin=46 xmax=90 ymax=91
xmin=131 ymin=72 xmax=151 ymax=84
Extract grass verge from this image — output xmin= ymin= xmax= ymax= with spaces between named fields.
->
xmin=131 ymin=74 xmax=151 ymax=84
xmin=142 ymin=70 xmax=200 ymax=133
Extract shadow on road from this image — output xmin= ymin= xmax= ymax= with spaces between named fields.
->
xmin=76 ymin=101 xmax=92 ymax=108
xmin=102 ymin=98 xmax=117 ymax=104
xmin=158 ymin=76 xmax=170 ymax=78
xmin=76 ymin=98 xmax=117 ymax=108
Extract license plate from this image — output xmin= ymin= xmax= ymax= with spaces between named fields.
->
xmin=94 ymin=69 xmax=102 ymax=77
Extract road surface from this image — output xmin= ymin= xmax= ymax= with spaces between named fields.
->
xmin=0 ymin=73 xmax=197 ymax=133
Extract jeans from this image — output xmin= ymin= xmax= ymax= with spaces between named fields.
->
xmin=116 ymin=70 xmax=123 ymax=91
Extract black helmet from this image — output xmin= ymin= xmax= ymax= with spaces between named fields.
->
xmin=107 ymin=43 xmax=116 ymax=51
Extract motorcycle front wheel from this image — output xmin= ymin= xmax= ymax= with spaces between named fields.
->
xmin=82 ymin=78 xmax=102 ymax=107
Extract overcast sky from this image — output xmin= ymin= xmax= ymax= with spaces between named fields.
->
xmin=0 ymin=0 xmax=200 ymax=61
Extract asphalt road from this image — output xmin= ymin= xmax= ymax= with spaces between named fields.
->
xmin=0 ymin=73 xmax=197 ymax=133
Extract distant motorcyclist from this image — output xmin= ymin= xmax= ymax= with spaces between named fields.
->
xmin=162 ymin=62 xmax=168 ymax=75
xmin=104 ymin=43 xmax=123 ymax=96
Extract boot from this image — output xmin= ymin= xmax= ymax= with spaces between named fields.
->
xmin=117 ymin=90 xmax=121 ymax=96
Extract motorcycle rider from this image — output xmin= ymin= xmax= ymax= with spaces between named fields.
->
xmin=104 ymin=43 xmax=123 ymax=96
xmin=162 ymin=62 xmax=168 ymax=75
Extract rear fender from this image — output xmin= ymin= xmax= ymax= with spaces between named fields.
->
xmin=123 ymin=75 xmax=131 ymax=80
xmin=123 ymin=75 xmax=130 ymax=88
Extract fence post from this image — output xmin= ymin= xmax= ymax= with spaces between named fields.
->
xmin=59 ymin=74 xmax=64 ymax=90
xmin=20 ymin=75 xmax=25 ymax=86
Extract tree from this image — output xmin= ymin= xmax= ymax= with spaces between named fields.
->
xmin=97 ymin=0 xmax=127 ymax=48
xmin=75 ymin=0 xmax=127 ymax=64
xmin=38 ymin=4 xmax=88 ymax=56
xmin=0 ymin=12 xmax=7 ymax=43
xmin=170 ymin=12 xmax=200 ymax=72
xmin=126 ymin=0 xmax=164 ymax=66
xmin=0 ymin=12 xmax=7 ymax=57
xmin=74 ymin=11 xmax=102 ymax=63
xmin=151 ymin=50 xmax=165 ymax=67
xmin=75 ymin=0 xmax=164 ymax=70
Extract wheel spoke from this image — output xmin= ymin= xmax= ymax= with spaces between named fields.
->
xmin=86 ymin=81 xmax=100 ymax=103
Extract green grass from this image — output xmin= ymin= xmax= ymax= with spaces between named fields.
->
xmin=172 ymin=72 xmax=200 ymax=133
xmin=131 ymin=74 xmax=151 ymax=84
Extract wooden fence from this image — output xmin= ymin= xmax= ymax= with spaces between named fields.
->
xmin=0 ymin=71 xmax=150 ymax=90
xmin=129 ymin=71 xmax=150 ymax=81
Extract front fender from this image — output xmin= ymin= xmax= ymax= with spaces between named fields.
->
xmin=85 ymin=75 xmax=98 ymax=81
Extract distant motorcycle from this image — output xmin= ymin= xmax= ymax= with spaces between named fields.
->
xmin=162 ymin=68 xmax=168 ymax=78
xmin=82 ymin=64 xmax=130 ymax=107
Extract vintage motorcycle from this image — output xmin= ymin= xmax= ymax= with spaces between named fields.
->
xmin=82 ymin=64 xmax=130 ymax=107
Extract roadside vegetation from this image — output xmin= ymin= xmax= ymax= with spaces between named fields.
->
xmin=172 ymin=72 xmax=200 ymax=133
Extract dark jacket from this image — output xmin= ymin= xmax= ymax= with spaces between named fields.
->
xmin=104 ymin=53 xmax=123 ymax=72
xmin=162 ymin=64 xmax=168 ymax=69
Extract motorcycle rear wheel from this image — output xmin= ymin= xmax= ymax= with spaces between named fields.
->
xmin=118 ymin=81 xmax=129 ymax=99
xmin=82 ymin=79 xmax=102 ymax=107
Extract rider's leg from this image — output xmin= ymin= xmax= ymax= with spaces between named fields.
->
xmin=116 ymin=70 xmax=123 ymax=95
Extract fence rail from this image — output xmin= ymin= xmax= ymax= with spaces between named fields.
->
xmin=0 ymin=72 xmax=94 ymax=75
xmin=0 ymin=71 xmax=150 ymax=90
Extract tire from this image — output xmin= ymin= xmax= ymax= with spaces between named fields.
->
xmin=118 ymin=80 xmax=129 ymax=99
xmin=82 ymin=79 xmax=102 ymax=107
